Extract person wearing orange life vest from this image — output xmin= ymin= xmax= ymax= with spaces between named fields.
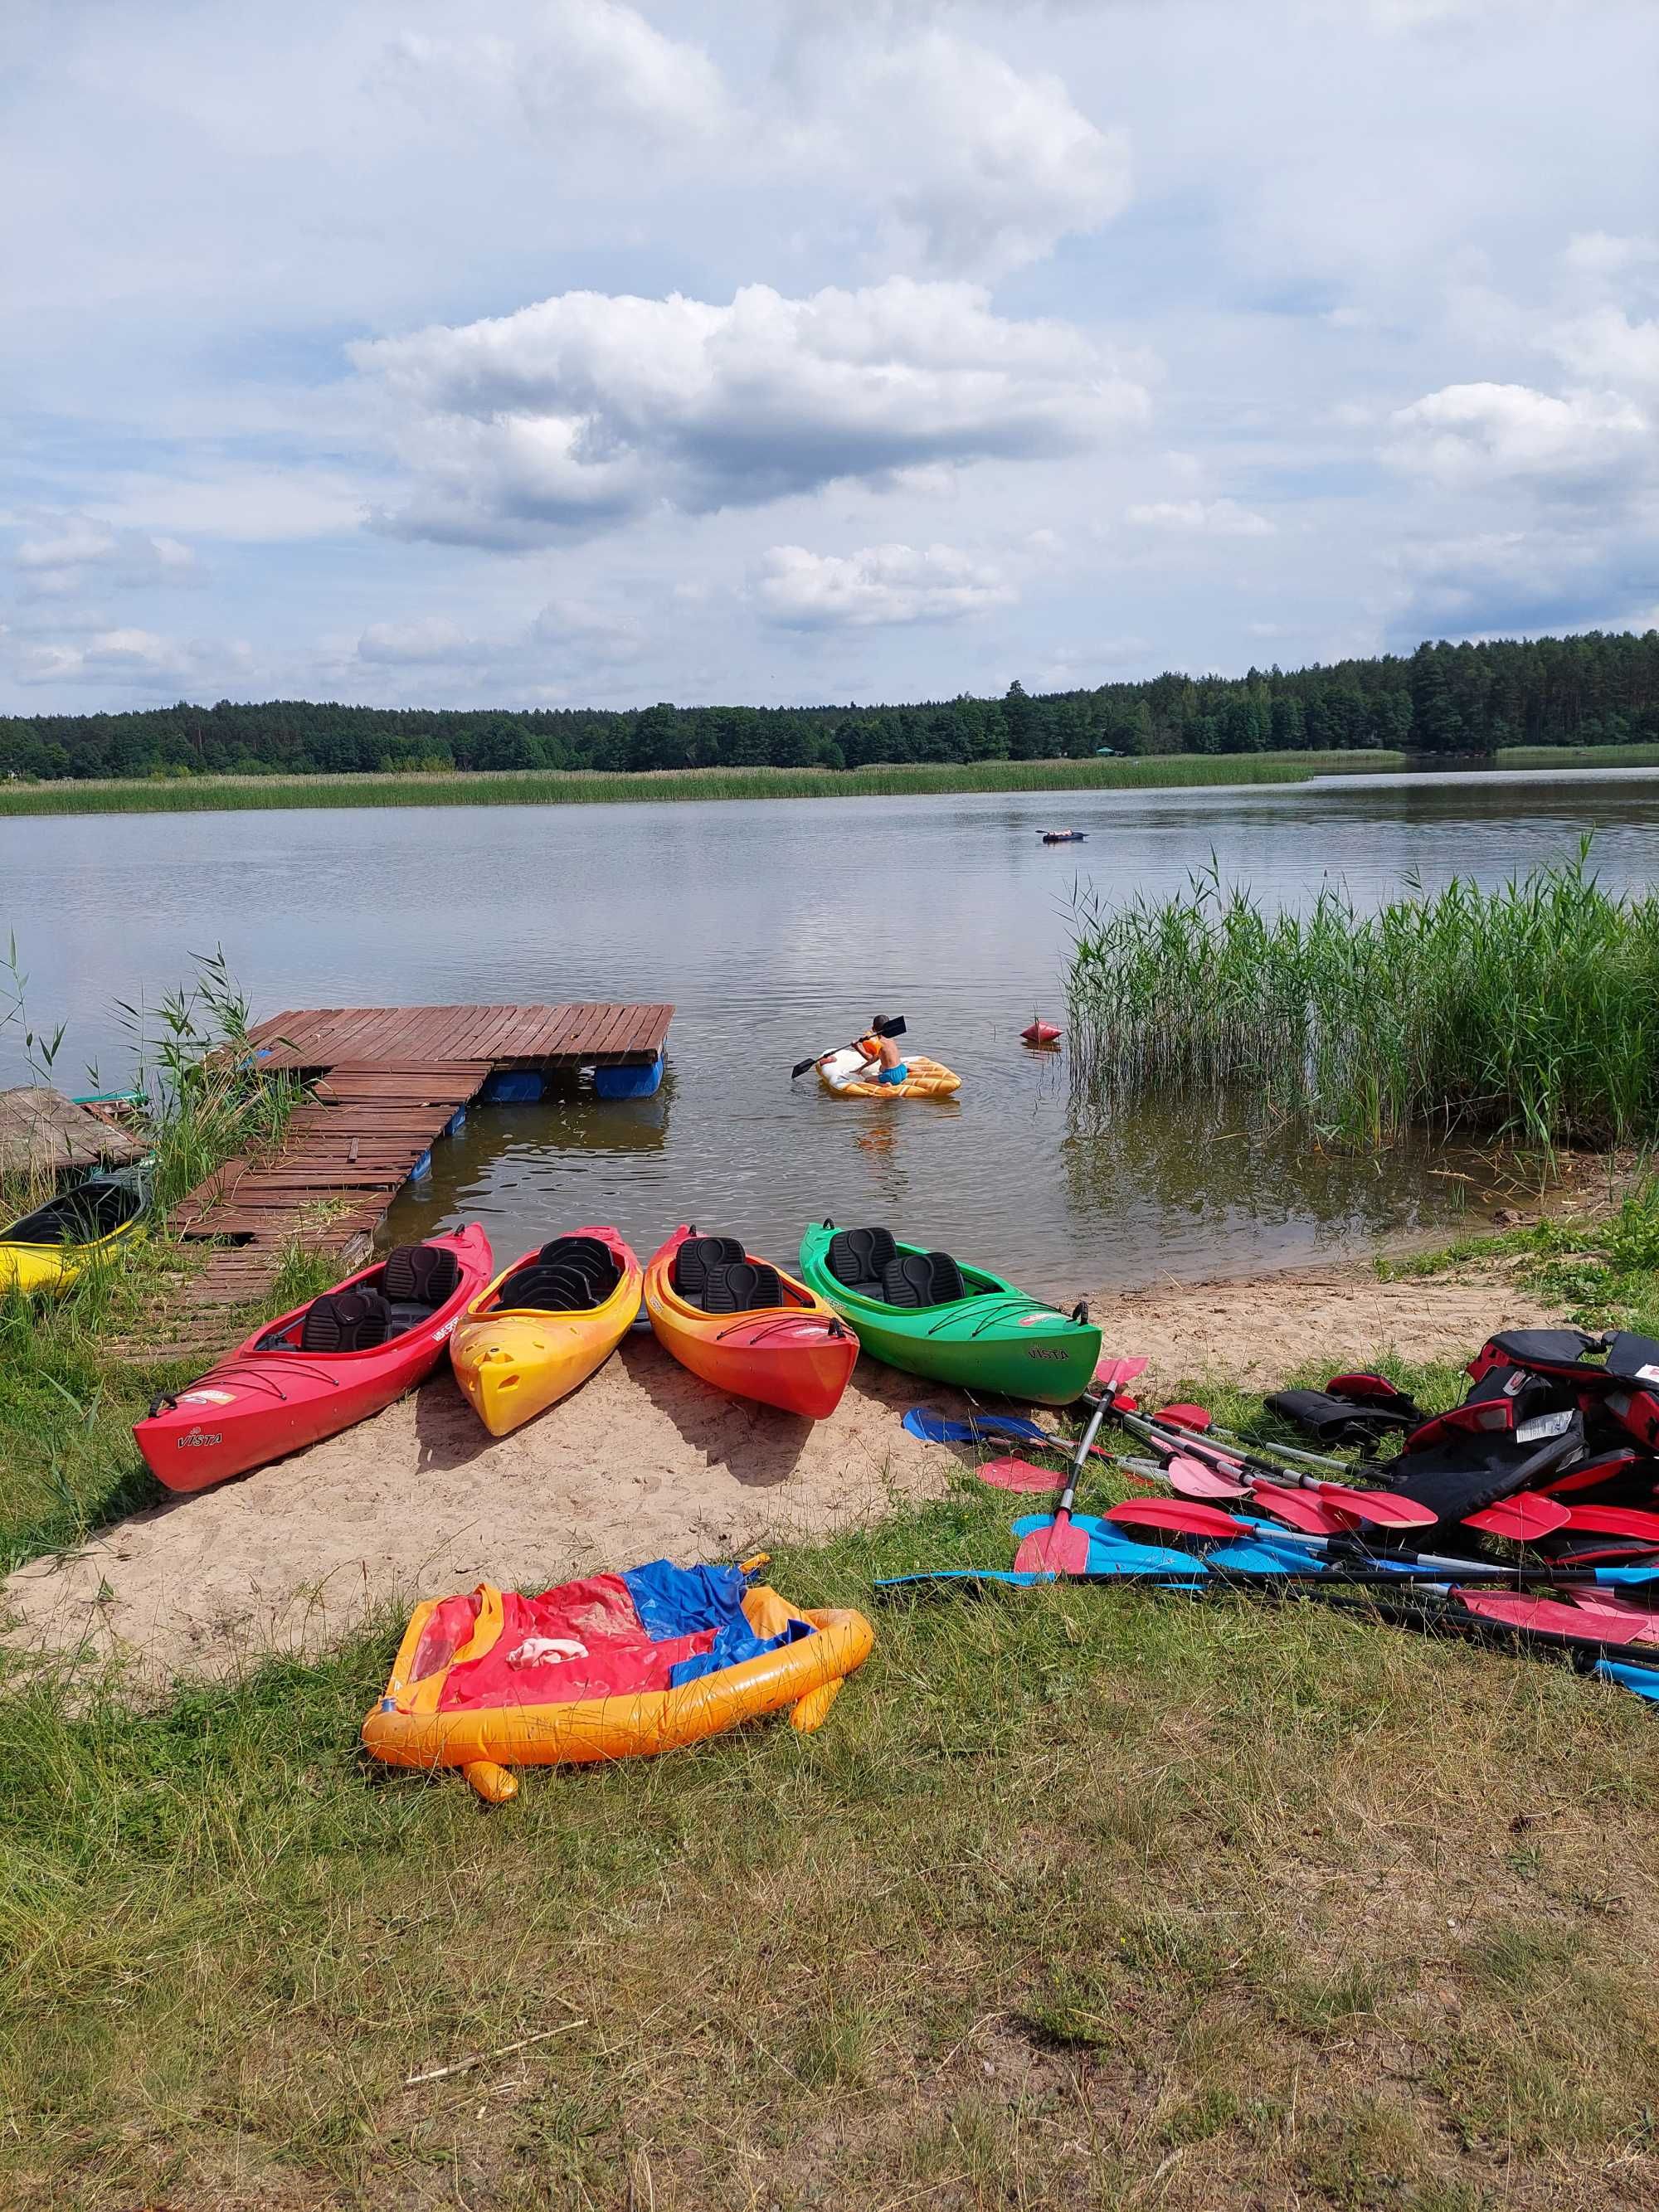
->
xmin=854 ymin=1015 xmax=908 ymax=1087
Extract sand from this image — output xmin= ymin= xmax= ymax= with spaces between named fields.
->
xmin=2 ymin=1257 xmax=1555 ymax=1691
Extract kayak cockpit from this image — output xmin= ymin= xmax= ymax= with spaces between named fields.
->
xmin=254 ymin=1240 xmax=464 ymax=1354
xmin=2 ymin=1170 xmax=144 ymax=1247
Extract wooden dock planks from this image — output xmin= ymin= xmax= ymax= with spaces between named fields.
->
xmin=116 ymin=1001 xmax=673 ymax=1362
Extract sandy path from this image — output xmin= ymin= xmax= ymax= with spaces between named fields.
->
xmin=2 ymin=1259 xmax=1556 ymax=1690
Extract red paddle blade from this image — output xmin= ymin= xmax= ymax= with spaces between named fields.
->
xmin=1457 ymin=1590 xmax=1653 ymax=1644
xmin=976 ymin=1456 xmax=1065 ymax=1495
xmin=1313 ymin=1483 xmax=1438 ymax=1530
xmin=1107 ymin=1498 xmax=1247 ymax=1540
xmin=1155 ymin=1403 xmax=1211 ymax=1432
xmin=1251 ymin=1482 xmax=1354 ymax=1535
xmin=1013 ymin=1513 xmax=1092 ymax=1575
xmin=1093 ymin=1354 xmax=1148 ymax=1393
xmin=1569 ymin=1592 xmax=1659 ymax=1634
xmin=1166 ymin=1453 xmax=1248 ymax=1501
xmin=1464 ymin=1494 xmax=1573 ymax=1542
xmin=1566 ymin=1505 xmax=1659 ymax=1540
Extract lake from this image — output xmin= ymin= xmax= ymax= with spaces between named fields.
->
xmin=7 ymin=769 xmax=1659 ymax=1295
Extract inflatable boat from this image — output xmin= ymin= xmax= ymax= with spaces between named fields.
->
xmin=450 ymin=1227 xmax=640 ymax=1436
xmin=135 ymin=1226 xmax=493 ymax=1491
xmin=817 ymin=1048 xmax=961 ymax=1100
xmin=362 ymin=1557 xmax=875 ymax=1801
xmin=798 ymin=1219 xmax=1100 ymax=1403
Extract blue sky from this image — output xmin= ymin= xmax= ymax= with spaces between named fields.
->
xmin=3 ymin=0 xmax=1657 ymax=714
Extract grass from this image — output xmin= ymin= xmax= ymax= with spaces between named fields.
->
xmin=0 ymin=751 xmax=1406 ymax=814
xmin=1499 ymin=743 xmax=1659 ymax=773
xmin=1068 ymin=843 xmax=1659 ymax=1151
xmin=2 ymin=1474 xmax=1657 ymax=2210
xmin=0 ymin=955 xmax=328 ymax=1573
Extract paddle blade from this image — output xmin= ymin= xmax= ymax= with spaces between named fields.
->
xmin=1566 ymin=1505 xmax=1659 ymax=1540
xmin=1012 ymin=1513 xmax=1092 ymax=1576
xmin=1092 ymin=1354 xmax=1149 ymax=1393
xmin=1166 ymin=1453 xmax=1248 ymax=1501
xmin=1155 ymin=1403 xmax=1211 ymax=1432
xmin=1251 ymin=1482 xmax=1355 ymax=1535
xmin=1457 ymin=1590 xmax=1652 ymax=1645
xmin=1106 ymin=1499 xmax=1248 ymax=1540
xmin=1313 ymin=1483 xmax=1438 ymax=1530
xmin=791 ymin=1057 xmax=818 ymax=1079
xmin=977 ymin=1456 xmax=1064 ymax=1495
xmin=1463 ymin=1494 xmax=1572 ymax=1541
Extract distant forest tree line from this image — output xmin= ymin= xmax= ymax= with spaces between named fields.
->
xmin=3 ymin=631 xmax=1657 ymax=783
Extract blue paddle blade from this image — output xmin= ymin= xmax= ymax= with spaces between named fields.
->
xmin=903 ymin=1408 xmax=1050 ymax=1446
xmin=1013 ymin=1514 xmax=1198 ymax=1576
xmin=1204 ymin=1542 xmax=1312 ymax=1575
xmin=1593 ymin=1566 xmax=1659 ymax=1586
xmin=1593 ymin=1659 xmax=1659 ymax=1704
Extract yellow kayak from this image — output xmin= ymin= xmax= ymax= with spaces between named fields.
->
xmin=450 ymin=1228 xmax=641 ymax=1437
xmin=0 ymin=1171 xmax=147 ymax=1297
xmin=818 ymin=1049 xmax=961 ymax=1100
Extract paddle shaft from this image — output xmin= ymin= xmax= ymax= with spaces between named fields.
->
xmin=791 ymin=1016 xmax=906 ymax=1081
xmin=1050 ymin=1393 xmax=1113 ymax=1525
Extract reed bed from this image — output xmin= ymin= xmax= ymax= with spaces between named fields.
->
xmin=0 ymin=751 xmax=1404 ymax=815
xmin=1068 ymin=844 xmax=1659 ymax=1149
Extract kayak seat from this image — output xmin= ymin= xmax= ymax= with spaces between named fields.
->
xmin=825 ymin=1226 xmax=898 ymax=1291
xmin=497 ymin=1261 xmax=605 ymax=1314
xmin=382 ymin=1243 xmax=461 ymax=1310
xmin=698 ymin=1261 xmax=786 ymax=1315
xmin=879 ymin=1251 xmax=969 ymax=1309
xmin=1604 ymin=1332 xmax=1659 ymax=1383
xmin=673 ymin=1235 xmax=746 ymax=1298
xmin=539 ymin=1235 xmax=621 ymax=1296
xmin=300 ymin=1286 xmax=392 ymax=1353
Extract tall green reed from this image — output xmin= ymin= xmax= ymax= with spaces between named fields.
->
xmin=1067 ymin=842 xmax=1659 ymax=1150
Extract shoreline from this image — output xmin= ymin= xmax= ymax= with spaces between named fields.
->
xmin=3 ymin=742 xmax=1658 ymax=818
xmin=0 ymin=751 xmax=1404 ymax=815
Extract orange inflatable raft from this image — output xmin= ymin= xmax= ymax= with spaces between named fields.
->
xmin=362 ymin=1557 xmax=874 ymax=1801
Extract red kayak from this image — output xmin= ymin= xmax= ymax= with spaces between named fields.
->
xmin=643 ymin=1225 xmax=859 ymax=1420
xmin=136 ymin=1226 xmax=493 ymax=1494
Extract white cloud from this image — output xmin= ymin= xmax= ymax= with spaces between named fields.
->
xmin=12 ymin=517 xmax=198 ymax=598
xmin=386 ymin=2 xmax=727 ymax=143
xmin=1543 ymin=307 xmax=1659 ymax=396
xmin=1386 ymin=381 xmax=1650 ymax=491
xmin=757 ymin=542 xmax=1015 ymax=629
xmin=1125 ymin=498 xmax=1275 ymax=537
xmin=357 ymin=617 xmax=487 ymax=666
xmin=1564 ymin=231 xmax=1659 ymax=278
xmin=353 ymin=277 xmax=1148 ymax=547
xmin=12 ymin=626 xmax=207 ymax=686
xmin=789 ymin=26 xmax=1131 ymax=281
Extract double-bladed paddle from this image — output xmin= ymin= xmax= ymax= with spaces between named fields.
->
xmin=791 ymin=1014 xmax=906 ymax=1082
xmin=1011 ymin=1393 xmax=1113 ymax=1574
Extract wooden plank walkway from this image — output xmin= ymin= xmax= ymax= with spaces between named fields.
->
xmin=116 ymin=1002 xmax=672 ymax=1363
xmin=243 ymin=1002 xmax=673 ymax=1071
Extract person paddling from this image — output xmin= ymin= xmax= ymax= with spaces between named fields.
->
xmin=854 ymin=1015 xmax=908 ymax=1087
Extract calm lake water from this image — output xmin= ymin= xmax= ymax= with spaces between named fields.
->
xmin=7 ymin=770 xmax=1659 ymax=1295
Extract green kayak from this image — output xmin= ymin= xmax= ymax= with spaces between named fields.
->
xmin=797 ymin=1222 xmax=1101 ymax=1405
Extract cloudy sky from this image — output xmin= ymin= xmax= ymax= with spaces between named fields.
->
xmin=3 ymin=0 xmax=1657 ymax=715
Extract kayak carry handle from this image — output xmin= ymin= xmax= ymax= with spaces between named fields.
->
xmin=148 ymin=1393 xmax=178 ymax=1419
xmin=1072 ymin=1300 xmax=1090 ymax=1325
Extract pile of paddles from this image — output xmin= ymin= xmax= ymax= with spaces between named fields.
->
xmin=883 ymin=1330 xmax=1659 ymax=1707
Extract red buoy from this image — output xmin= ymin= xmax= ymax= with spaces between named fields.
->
xmin=1020 ymin=1019 xmax=1062 ymax=1048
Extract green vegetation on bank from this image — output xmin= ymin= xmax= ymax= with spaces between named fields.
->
xmin=4 ymin=627 xmax=1657 ymax=788
xmin=1068 ymin=844 xmax=1659 ymax=1151
xmin=0 ymin=960 xmax=321 ymax=1571
xmin=6 ymin=1358 xmax=1659 ymax=2207
xmin=0 ymin=749 xmax=1405 ymax=816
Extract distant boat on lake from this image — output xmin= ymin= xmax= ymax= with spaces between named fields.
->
xmin=1039 ymin=829 xmax=1088 ymax=843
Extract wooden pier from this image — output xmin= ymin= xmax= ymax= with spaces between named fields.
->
xmin=127 ymin=1002 xmax=672 ymax=1360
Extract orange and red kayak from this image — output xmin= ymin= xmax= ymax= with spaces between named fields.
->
xmin=643 ymin=1224 xmax=858 ymax=1420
